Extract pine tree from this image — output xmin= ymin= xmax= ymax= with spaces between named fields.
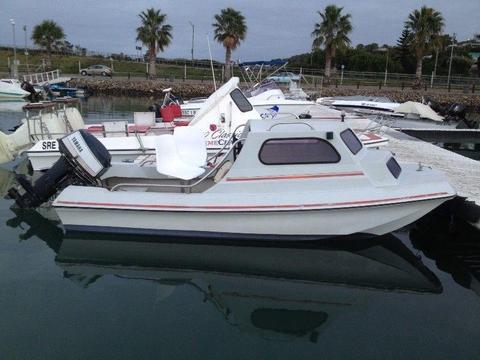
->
xmin=394 ymin=25 xmax=415 ymax=73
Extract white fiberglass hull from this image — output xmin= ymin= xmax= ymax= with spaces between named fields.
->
xmin=0 ymin=91 xmax=29 ymax=99
xmin=181 ymin=101 xmax=315 ymax=118
xmin=317 ymin=99 xmax=399 ymax=113
xmin=0 ymin=83 xmax=30 ymax=99
xmin=54 ymin=190 xmax=452 ymax=240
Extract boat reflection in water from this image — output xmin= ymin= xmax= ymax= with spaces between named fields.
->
xmin=51 ymin=231 xmax=441 ymax=343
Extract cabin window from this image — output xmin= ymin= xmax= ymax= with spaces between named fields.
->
xmin=259 ymin=138 xmax=341 ymax=165
xmin=230 ymin=88 xmax=253 ymax=112
xmin=387 ymin=157 xmax=402 ymax=178
xmin=340 ymin=129 xmax=362 ymax=155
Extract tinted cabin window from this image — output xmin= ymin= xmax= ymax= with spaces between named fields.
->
xmin=387 ymin=157 xmax=402 ymax=178
xmin=340 ymin=129 xmax=362 ymax=154
xmin=259 ymin=138 xmax=341 ymax=165
xmin=230 ymin=88 xmax=253 ymax=112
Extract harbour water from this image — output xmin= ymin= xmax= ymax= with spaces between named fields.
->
xmin=0 ymin=98 xmax=479 ymax=359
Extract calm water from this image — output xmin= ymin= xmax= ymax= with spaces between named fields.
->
xmin=0 ymin=98 xmax=480 ymax=359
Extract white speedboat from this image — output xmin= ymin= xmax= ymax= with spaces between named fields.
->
xmin=0 ymin=79 xmax=30 ymax=99
xmin=181 ymin=80 xmax=315 ymax=119
xmin=317 ymin=96 xmax=465 ymax=130
xmin=317 ymin=96 xmax=399 ymax=114
xmin=22 ymin=78 xmax=388 ymax=171
xmin=10 ymin=117 xmax=455 ymax=239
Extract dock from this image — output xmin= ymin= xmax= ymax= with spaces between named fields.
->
xmin=384 ymin=128 xmax=479 ymax=202
xmin=399 ymin=128 xmax=480 ymax=144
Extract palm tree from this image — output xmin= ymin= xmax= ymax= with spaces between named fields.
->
xmin=312 ymin=5 xmax=352 ymax=80
xmin=213 ymin=8 xmax=247 ymax=80
xmin=405 ymin=6 xmax=444 ymax=80
xmin=136 ymin=8 xmax=172 ymax=78
xmin=31 ymin=20 xmax=65 ymax=70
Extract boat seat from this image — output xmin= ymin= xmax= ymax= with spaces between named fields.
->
xmin=173 ymin=127 xmax=207 ymax=167
xmin=134 ymin=112 xmax=156 ymax=126
xmin=155 ymin=135 xmax=205 ymax=180
xmin=103 ymin=121 xmax=128 ymax=137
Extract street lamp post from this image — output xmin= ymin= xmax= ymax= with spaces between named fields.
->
xmin=23 ymin=25 xmax=29 ymax=74
xmin=375 ymin=47 xmax=389 ymax=86
xmin=447 ymin=33 xmax=456 ymax=89
xmin=340 ymin=64 xmax=345 ymax=85
xmin=430 ymin=48 xmax=439 ymax=88
xmin=384 ymin=50 xmax=389 ymax=86
xmin=10 ymin=19 xmax=18 ymax=78
xmin=188 ymin=21 xmax=195 ymax=61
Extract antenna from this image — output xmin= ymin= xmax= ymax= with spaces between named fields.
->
xmin=206 ymin=34 xmax=217 ymax=90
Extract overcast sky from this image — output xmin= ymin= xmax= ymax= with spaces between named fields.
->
xmin=1 ymin=0 xmax=479 ymax=61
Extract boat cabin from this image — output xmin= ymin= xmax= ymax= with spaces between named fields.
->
xmin=103 ymin=119 xmax=401 ymax=194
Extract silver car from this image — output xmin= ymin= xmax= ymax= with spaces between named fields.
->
xmin=79 ymin=64 xmax=112 ymax=77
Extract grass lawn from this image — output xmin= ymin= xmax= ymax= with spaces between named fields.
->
xmin=0 ymin=49 xmax=226 ymax=80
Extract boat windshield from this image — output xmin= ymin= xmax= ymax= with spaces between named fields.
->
xmin=244 ymin=80 xmax=280 ymax=98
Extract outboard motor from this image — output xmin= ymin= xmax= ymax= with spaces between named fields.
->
xmin=21 ymin=81 xmax=38 ymax=99
xmin=8 ymin=130 xmax=111 ymax=208
xmin=447 ymin=104 xmax=467 ymax=119
xmin=423 ymin=97 xmax=446 ymax=115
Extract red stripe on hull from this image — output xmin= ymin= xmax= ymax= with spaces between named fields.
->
xmin=226 ymin=171 xmax=364 ymax=182
xmin=56 ymin=192 xmax=451 ymax=211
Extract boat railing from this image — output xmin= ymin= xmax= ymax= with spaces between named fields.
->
xmin=206 ymin=124 xmax=246 ymax=163
xmin=23 ymin=69 xmax=61 ymax=85
xmin=25 ymin=103 xmax=76 ymax=141
xmin=110 ymin=137 xmax=245 ymax=192
xmin=267 ymin=121 xmax=314 ymax=131
xmin=275 ymin=112 xmax=300 ymax=119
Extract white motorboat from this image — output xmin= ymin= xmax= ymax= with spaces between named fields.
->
xmin=22 ymin=78 xmax=388 ymax=171
xmin=181 ymin=80 xmax=315 ymax=119
xmin=0 ymin=105 xmax=85 ymax=164
xmin=317 ymin=96 xmax=467 ymax=130
xmin=0 ymin=79 xmax=30 ymax=99
xmin=10 ymin=117 xmax=455 ymax=239
xmin=317 ymin=96 xmax=400 ymax=114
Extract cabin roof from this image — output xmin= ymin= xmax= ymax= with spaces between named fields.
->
xmin=247 ymin=119 xmax=348 ymax=134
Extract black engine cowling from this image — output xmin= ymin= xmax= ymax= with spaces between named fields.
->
xmin=8 ymin=130 xmax=111 ymax=208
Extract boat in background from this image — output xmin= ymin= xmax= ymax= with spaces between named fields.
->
xmin=21 ymin=78 xmax=388 ymax=171
xmin=47 ymin=83 xmax=86 ymax=98
xmin=317 ymin=96 xmax=399 ymax=114
xmin=317 ymin=95 xmax=478 ymax=130
xmin=0 ymin=79 xmax=30 ymax=99
xmin=173 ymin=80 xmax=316 ymax=119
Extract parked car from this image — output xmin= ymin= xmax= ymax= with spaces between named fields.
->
xmin=79 ymin=65 xmax=112 ymax=77
xmin=266 ymin=71 xmax=301 ymax=83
